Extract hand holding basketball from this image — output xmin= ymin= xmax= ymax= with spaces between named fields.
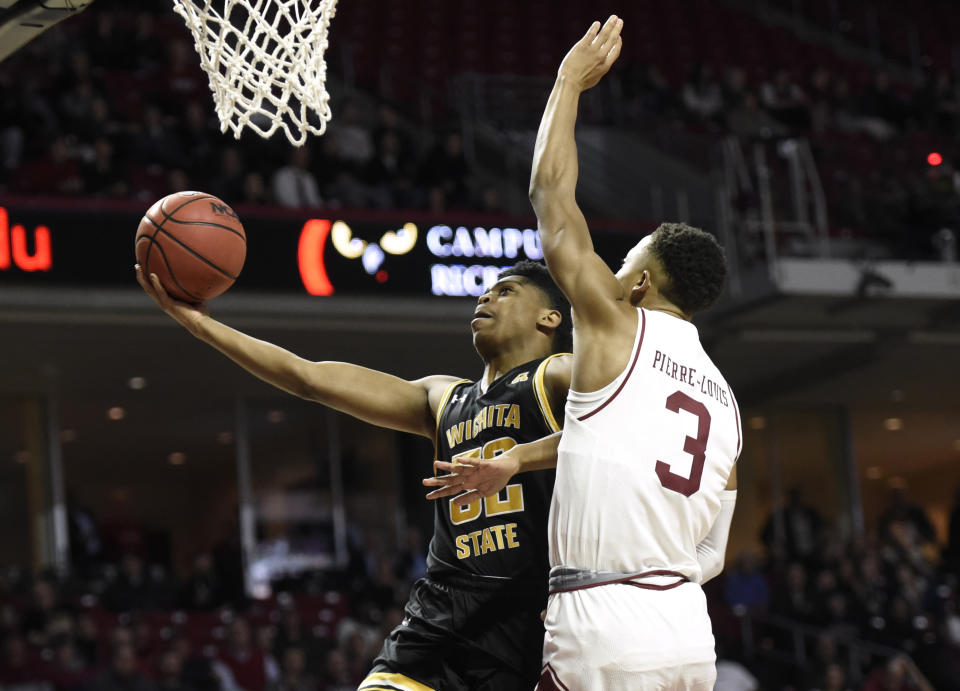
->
xmin=135 ymin=190 xmax=246 ymax=303
xmin=136 ymin=264 xmax=208 ymax=332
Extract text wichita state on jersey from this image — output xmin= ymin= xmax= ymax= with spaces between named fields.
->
xmin=428 ymin=355 xmax=563 ymax=583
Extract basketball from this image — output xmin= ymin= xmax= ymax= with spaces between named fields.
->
xmin=135 ymin=191 xmax=247 ymax=303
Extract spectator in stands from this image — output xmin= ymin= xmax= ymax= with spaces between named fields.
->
xmin=879 ymin=487 xmax=937 ymax=550
xmin=418 ymin=131 xmax=471 ymax=209
xmin=81 ymin=137 xmax=128 ymax=198
xmin=943 ymin=486 xmax=960 ymax=569
xmin=155 ymin=648 xmax=195 ymax=691
xmin=726 ymin=92 xmax=787 ymax=140
xmin=807 ymin=67 xmax=834 ymax=134
xmin=724 ymin=551 xmax=770 ymax=611
xmin=104 ymin=554 xmax=157 ymax=613
xmin=620 ymin=61 xmax=676 ymax=121
xmin=179 ymin=553 xmax=223 ymax=611
xmin=762 ymin=487 xmax=824 ymax=564
xmin=46 ymin=634 xmax=90 ymax=691
xmin=74 ymin=613 xmax=100 ymax=667
xmin=240 ymin=172 xmax=271 ymax=206
xmin=923 ymin=70 xmax=959 ymax=135
xmin=365 ymin=130 xmax=415 ymax=208
xmin=810 ymin=662 xmax=852 ymax=691
xmin=272 ymin=146 xmax=323 ymax=209
xmin=681 ymin=63 xmax=723 ymax=123
xmin=169 ymin=633 xmax=217 ymax=691
xmin=210 ymin=148 xmax=247 ymax=204
xmin=0 ymin=633 xmax=46 ymax=689
xmin=860 ymin=655 xmax=933 ymax=691
xmin=175 ymin=102 xmax=219 ymax=183
xmin=267 ymin=647 xmax=315 ymax=691
xmin=318 ymin=649 xmax=352 ymax=691
xmin=129 ymin=11 xmax=166 ymax=72
xmin=67 ymin=495 xmax=104 ymax=578
xmin=477 ymin=184 xmax=505 ymax=214
xmin=21 ymin=577 xmax=61 ymax=647
xmin=371 ymin=104 xmax=412 ymax=168
xmin=713 ymin=656 xmax=758 ymax=691
xmin=14 ymin=137 xmax=82 ymax=195
xmin=88 ymin=642 xmax=157 ymax=691
xmin=329 ymin=100 xmax=373 ymax=167
xmin=212 ymin=617 xmax=278 ymax=691
xmin=760 ymin=68 xmax=809 ymax=131
xmin=162 ymin=41 xmax=207 ymax=107
xmin=771 ymin=562 xmax=816 ymax=623
xmin=132 ymin=105 xmax=182 ymax=169
xmin=860 ymin=71 xmax=906 ymax=133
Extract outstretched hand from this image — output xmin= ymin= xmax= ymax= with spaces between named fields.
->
xmin=558 ymin=15 xmax=623 ymax=92
xmin=135 ymin=264 xmax=208 ymax=332
xmin=423 ymin=450 xmax=521 ymax=507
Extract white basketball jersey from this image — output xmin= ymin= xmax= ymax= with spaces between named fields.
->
xmin=549 ymin=307 xmax=741 ymax=581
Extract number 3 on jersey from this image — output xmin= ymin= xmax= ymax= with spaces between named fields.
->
xmin=449 ymin=437 xmax=525 ymax=524
xmin=656 ymin=391 xmax=711 ymax=497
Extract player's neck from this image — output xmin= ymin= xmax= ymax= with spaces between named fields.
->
xmin=480 ymin=345 xmax=550 ymax=389
xmin=640 ymin=297 xmax=690 ymax=321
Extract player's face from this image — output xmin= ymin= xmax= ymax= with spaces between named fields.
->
xmin=472 ymin=277 xmax=548 ymax=348
xmin=615 ymin=236 xmax=652 ymax=290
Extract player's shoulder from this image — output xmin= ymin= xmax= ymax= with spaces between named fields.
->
xmin=419 ymin=374 xmax=470 ymax=410
xmin=540 ymin=352 xmax=573 ymax=389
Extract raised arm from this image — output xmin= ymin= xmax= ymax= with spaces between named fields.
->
xmin=137 ymin=266 xmax=453 ymax=438
xmin=529 ymin=16 xmax=624 ymax=324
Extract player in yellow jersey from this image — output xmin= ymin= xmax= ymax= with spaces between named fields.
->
xmin=137 ymin=260 xmax=571 ymax=690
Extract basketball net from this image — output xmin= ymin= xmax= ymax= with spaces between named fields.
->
xmin=171 ymin=0 xmax=338 ymax=146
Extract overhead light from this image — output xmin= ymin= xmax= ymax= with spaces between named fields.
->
xmin=887 ymin=476 xmax=908 ymax=489
xmin=865 ymin=466 xmax=884 ymax=480
xmin=267 ymin=410 xmax=286 ymax=424
xmin=748 ymin=416 xmax=767 ymax=430
xmin=217 ymin=431 xmax=234 ymax=445
xmin=107 ymin=407 xmax=126 ymax=421
xmin=60 ymin=429 xmax=77 ymax=443
xmin=127 ymin=377 xmax=147 ymax=390
xmin=168 ymin=452 xmax=186 ymax=466
xmin=883 ymin=417 xmax=903 ymax=431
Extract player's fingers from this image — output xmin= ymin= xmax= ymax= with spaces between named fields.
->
xmin=581 ymin=20 xmax=601 ymax=44
xmin=425 ymin=485 xmax=466 ymax=500
xmin=434 ymin=460 xmax=460 ymax=474
xmin=422 ymin=476 xmax=451 ymax=487
xmin=594 ymin=14 xmax=619 ymax=48
xmin=452 ymin=489 xmax=482 ymax=507
xmin=149 ymin=272 xmax=169 ymax=299
xmin=135 ymin=265 xmax=151 ymax=291
xmin=605 ymin=36 xmax=623 ymax=65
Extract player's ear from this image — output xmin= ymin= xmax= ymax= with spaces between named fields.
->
xmin=629 ymin=270 xmax=651 ymax=303
xmin=538 ymin=308 xmax=562 ymax=331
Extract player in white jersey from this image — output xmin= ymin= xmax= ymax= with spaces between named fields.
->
xmin=426 ymin=16 xmax=739 ymax=690
xmin=529 ymin=16 xmax=739 ymax=689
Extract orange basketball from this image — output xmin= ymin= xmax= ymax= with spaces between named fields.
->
xmin=135 ymin=191 xmax=246 ymax=303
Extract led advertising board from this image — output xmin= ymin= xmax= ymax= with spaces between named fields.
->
xmin=0 ymin=202 xmax=641 ymax=297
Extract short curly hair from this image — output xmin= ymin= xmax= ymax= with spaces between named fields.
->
xmin=649 ymin=223 xmax=727 ymax=315
xmin=498 ymin=260 xmax=572 ymax=353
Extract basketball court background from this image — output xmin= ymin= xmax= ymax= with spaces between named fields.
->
xmin=0 ymin=0 xmax=958 ymax=687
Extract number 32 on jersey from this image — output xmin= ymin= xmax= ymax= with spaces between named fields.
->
xmin=449 ymin=437 xmax=524 ymax=524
